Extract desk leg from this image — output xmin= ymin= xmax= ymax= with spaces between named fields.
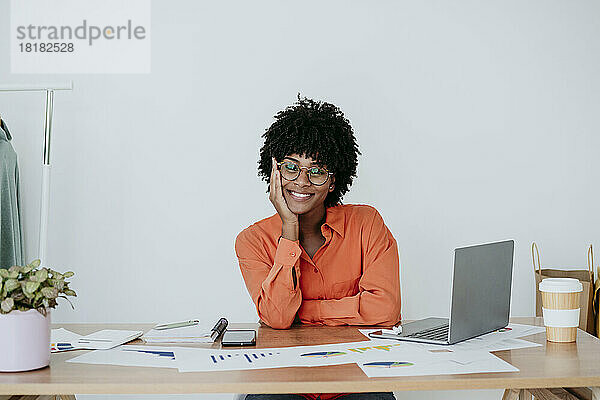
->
xmin=519 ymin=390 xmax=532 ymax=400
xmin=502 ymin=389 xmax=533 ymax=400
xmin=502 ymin=389 xmax=520 ymax=400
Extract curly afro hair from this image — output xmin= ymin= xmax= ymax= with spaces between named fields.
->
xmin=258 ymin=96 xmax=360 ymax=208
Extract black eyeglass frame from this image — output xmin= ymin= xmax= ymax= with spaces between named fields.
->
xmin=276 ymin=161 xmax=333 ymax=186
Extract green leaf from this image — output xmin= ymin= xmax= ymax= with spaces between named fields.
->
xmin=28 ymin=259 xmax=41 ymax=268
xmin=33 ymin=291 xmax=43 ymax=304
xmin=63 ymin=271 xmax=74 ymax=278
xmin=1 ymin=297 xmax=14 ymax=313
xmin=31 ymin=269 xmax=48 ymax=283
xmin=0 ymin=269 xmax=9 ymax=278
xmin=8 ymin=265 xmax=21 ymax=274
xmin=4 ymin=279 xmax=19 ymax=292
xmin=22 ymin=281 xmax=40 ymax=297
xmin=63 ymin=289 xmax=77 ymax=297
xmin=41 ymin=286 xmax=58 ymax=299
xmin=7 ymin=270 xmax=19 ymax=279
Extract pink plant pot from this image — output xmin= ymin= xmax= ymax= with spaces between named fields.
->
xmin=0 ymin=309 xmax=50 ymax=372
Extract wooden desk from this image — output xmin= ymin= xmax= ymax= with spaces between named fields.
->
xmin=1 ymin=317 xmax=600 ymax=400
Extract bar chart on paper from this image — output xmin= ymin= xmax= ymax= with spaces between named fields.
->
xmin=123 ymin=348 xmax=176 ymax=360
xmin=299 ymin=344 xmax=402 ymax=359
xmin=173 ymin=348 xmax=288 ymax=372
xmin=346 ymin=344 xmax=401 ymax=353
xmin=210 ymin=351 xmax=280 ymax=365
xmin=67 ymin=345 xmax=179 ymax=369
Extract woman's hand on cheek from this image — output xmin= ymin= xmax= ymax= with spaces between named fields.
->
xmin=270 ymin=158 xmax=299 ymax=241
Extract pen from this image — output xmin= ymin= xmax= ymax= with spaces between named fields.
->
xmin=211 ymin=318 xmax=229 ymax=340
xmin=154 ymin=320 xmax=200 ymax=330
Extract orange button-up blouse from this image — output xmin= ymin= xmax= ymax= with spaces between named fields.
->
xmin=235 ymin=204 xmax=401 ymax=329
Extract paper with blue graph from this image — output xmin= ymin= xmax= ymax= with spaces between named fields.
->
xmin=173 ymin=324 xmax=542 ymax=373
xmin=357 ymin=349 xmax=518 ymax=377
xmin=174 ymin=340 xmax=430 ymax=372
xmin=67 ymin=345 xmax=178 ymax=369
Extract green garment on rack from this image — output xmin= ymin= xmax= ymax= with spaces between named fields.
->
xmin=0 ymin=120 xmax=25 ymax=269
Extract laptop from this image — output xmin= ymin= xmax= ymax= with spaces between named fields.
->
xmin=369 ymin=240 xmax=514 ymax=345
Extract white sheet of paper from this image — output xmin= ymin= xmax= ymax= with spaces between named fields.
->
xmin=449 ymin=338 xmax=541 ymax=352
xmin=474 ymin=323 xmax=546 ymax=341
xmin=51 ymin=328 xmax=84 ymax=352
xmin=51 ymin=328 xmax=82 ymax=343
xmin=66 ymin=345 xmax=180 ymax=368
xmin=77 ymin=329 xmax=144 ymax=350
xmin=174 ymin=340 xmax=428 ymax=372
xmin=371 ymin=338 xmax=539 ymax=354
xmin=488 ymin=338 xmax=541 ymax=352
xmin=358 ymin=350 xmax=519 ymax=377
xmin=174 ymin=347 xmax=286 ymax=372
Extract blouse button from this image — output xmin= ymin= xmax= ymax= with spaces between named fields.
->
xmin=314 ymin=268 xmax=319 ymax=273
xmin=290 ymin=252 xmax=296 ymax=257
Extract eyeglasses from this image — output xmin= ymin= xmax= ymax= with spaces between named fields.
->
xmin=276 ymin=161 xmax=333 ymax=186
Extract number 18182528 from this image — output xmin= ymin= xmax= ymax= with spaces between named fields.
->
xmin=19 ymin=42 xmax=74 ymax=52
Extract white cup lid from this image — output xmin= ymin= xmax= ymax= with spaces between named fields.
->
xmin=539 ymin=278 xmax=583 ymax=293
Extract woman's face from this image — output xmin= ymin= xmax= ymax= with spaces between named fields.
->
xmin=279 ymin=153 xmax=334 ymax=216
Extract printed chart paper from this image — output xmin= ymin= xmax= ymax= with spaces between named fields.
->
xmin=67 ymin=345 xmax=180 ymax=369
xmin=358 ymin=350 xmax=519 ymax=377
xmin=174 ymin=340 xmax=428 ymax=372
xmin=51 ymin=328 xmax=83 ymax=352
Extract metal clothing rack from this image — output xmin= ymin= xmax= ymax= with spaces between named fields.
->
xmin=0 ymin=82 xmax=73 ymax=265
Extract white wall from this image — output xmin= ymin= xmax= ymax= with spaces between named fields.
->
xmin=1 ymin=0 xmax=599 ymax=399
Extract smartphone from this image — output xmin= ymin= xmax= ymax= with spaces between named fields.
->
xmin=221 ymin=329 xmax=256 ymax=346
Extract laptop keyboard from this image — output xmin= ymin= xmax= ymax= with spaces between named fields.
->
xmin=406 ymin=323 xmax=449 ymax=341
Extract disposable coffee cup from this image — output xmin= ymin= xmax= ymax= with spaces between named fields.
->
xmin=539 ymin=278 xmax=583 ymax=342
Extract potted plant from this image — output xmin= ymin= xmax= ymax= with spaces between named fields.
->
xmin=0 ymin=260 xmax=76 ymax=372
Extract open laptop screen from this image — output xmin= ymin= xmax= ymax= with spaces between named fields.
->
xmin=448 ymin=240 xmax=514 ymax=344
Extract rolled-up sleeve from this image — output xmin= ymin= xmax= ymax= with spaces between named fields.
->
xmin=236 ymin=231 xmax=303 ymax=329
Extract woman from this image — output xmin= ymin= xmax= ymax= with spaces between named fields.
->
xmin=235 ymin=97 xmax=401 ymax=400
